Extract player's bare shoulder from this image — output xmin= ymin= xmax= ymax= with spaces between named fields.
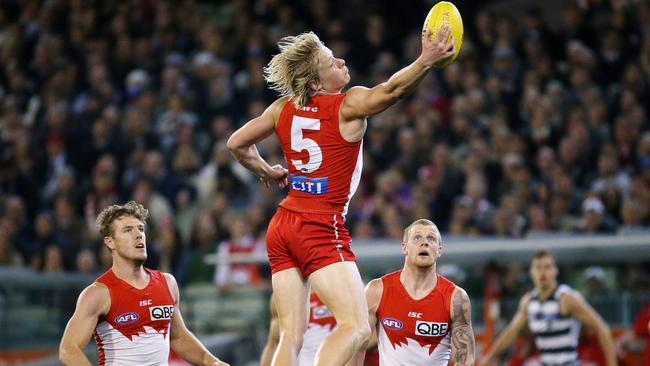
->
xmin=365 ymin=278 xmax=384 ymax=310
xmin=268 ymin=96 xmax=291 ymax=123
xmin=162 ymin=272 xmax=180 ymax=304
xmin=78 ymin=282 xmax=111 ymax=316
xmin=516 ymin=291 xmax=533 ymax=316
xmin=557 ymin=288 xmax=585 ymax=315
xmin=451 ymin=287 xmax=472 ymax=319
xmin=340 ymin=86 xmax=371 ymax=121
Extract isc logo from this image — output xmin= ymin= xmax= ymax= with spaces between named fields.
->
xmin=115 ymin=312 xmax=139 ymax=324
xmin=381 ymin=318 xmax=403 ymax=330
xmin=149 ymin=305 xmax=174 ymax=321
xmin=415 ymin=321 xmax=448 ymax=337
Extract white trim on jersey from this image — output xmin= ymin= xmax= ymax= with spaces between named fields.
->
xmin=342 ymin=141 xmax=363 ymax=217
xmin=377 ymin=326 xmax=451 ymax=366
xmin=297 ymin=323 xmax=337 ymax=366
xmin=95 ymin=322 xmax=170 ymax=366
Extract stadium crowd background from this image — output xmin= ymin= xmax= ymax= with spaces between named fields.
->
xmin=0 ymin=0 xmax=650 ymax=304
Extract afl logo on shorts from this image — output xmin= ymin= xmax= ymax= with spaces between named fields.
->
xmin=114 ymin=312 xmax=139 ymax=324
xmin=149 ymin=305 xmax=174 ymax=321
xmin=313 ymin=305 xmax=333 ymax=319
xmin=381 ymin=318 xmax=403 ymax=330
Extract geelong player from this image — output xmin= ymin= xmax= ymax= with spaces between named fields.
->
xmin=482 ymin=250 xmax=617 ymax=366
xmin=227 ymin=24 xmax=455 ymax=366
xmin=59 ymin=201 xmax=228 ymax=366
xmin=349 ymin=218 xmax=475 ymax=366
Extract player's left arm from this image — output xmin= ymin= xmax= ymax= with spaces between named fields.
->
xmin=562 ymin=291 xmax=617 ymax=366
xmin=165 ymin=273 xmax=230 ymax=366
xmin=450 ymin=287 xmax=476 ymax=366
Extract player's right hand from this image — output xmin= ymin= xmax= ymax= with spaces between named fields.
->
xmin=421 ymin=23 xmax=455 ymax=67
xmin=261 ymin=164 xmax=289 ymax=189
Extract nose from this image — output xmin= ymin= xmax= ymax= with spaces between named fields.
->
xmin=337 ymin=58 xmax=345 ymax=67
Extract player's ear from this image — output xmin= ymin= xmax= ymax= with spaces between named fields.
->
xmin=104 ymin=236 xmax=115 ymax=251
xmin=401 ymin=241 xmax=408 ymax=255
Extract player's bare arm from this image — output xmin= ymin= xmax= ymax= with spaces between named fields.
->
xmin=450 ymin=287 xmax=475 ymax=366
xmin=165 ymin=273 xmax=230 ymax=366
xmin=340 ymin=24 xmax=454 ymax=122
xmin=482 ymin=293 xmax=530 ymax=365
xmin=59 ymin=283 xmax=110 ymax=366
xmin=345 ymin=279 xmax=383 ymax=366
xmin=561 ymin=291 xmax=618 ymax=366
xmin=227 ymin=97 xmax=289 ymax=188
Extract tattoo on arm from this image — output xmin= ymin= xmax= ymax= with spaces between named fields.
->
xmin=451 ymin=289 xmax=475 ymax=365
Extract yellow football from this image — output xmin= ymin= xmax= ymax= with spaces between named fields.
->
xmin=422 ymin=1 xmax=464 ymax=68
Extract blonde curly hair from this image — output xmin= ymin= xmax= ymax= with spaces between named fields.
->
xmin=264 ymin=32 xmax=324 ymax=109
xmin=96 ymin=201 xmax=149 ymax=237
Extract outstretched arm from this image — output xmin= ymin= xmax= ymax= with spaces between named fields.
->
xmin=166 ymin=274 xmax=229 ymax=366
xmin=450 ymin=288 xmax=475 ymax=366
xmin=340 ymin=24 xmax=455 ymax=120
xmin=59 ymin=284 xmax=109 ymax=366
xmin=346 ymin=279 xmax=383 ymax=366
xmin=563 ymin=291 xmax=617 ymax=366
xmin=482 ymin=294 xmax=530 ymax=365
xmin=227 ymin=97 xmax=289 ymax=188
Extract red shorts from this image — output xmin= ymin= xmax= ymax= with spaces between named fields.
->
xmin=266 ymin=207 xmax=356 ymax=277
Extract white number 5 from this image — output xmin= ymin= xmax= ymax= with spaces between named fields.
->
xmin=290 ymin=116 xmax=322 ymax=173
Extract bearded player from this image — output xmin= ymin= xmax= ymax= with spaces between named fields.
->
xmin=349 ymin=219 xmax=475 ymax=366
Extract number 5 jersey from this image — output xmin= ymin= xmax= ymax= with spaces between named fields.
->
xmin=275 ymin=94 xmax=363 ymax=217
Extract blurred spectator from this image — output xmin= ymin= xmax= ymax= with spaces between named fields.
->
xmin=581 ymin=266 xmax=611 ymax=300
xmin=580 ymin=196 xmax=615 ymax=233
xmin=214 ymin=216 xmax=264 ymax=293
xmin=75 ymin=248 xmax=98 ymax=274
xmin=42 ymin=245 xmax=65 ymax=273
xmin=0 ymin=0 xmax=646 ymax=280
xmin=0 ymin=233 xmax=22 ymax=267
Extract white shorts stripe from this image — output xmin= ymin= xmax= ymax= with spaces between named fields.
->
xmin=333 ymin=214 xmax=344 ymax=261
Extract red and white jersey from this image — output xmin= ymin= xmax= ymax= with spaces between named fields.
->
xmin=298 ymin=293 xmax=337 ymax=366
xmin=376 ymin=271 xmax=456 ymax=366
xmin=215 ymin=234 xmax=262 ymax=287
xmin=94 ymin=268 xmax=175 ymax=366
xmin=276 ymin=94 xmax=363 ymax=216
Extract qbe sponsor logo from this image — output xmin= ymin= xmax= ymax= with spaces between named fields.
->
xmin=149 ymin=305 xmax=174 ymax=321
xmin=415 ymin=321 xmax=448 ymax=336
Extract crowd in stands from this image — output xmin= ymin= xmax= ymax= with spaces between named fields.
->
xmin=0 ymin=0 xmax=649 ymax=287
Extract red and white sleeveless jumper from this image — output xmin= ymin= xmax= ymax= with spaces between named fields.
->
xmin=298 ymin=292 xmax=338 ymax=365
xmin=376 ymin=271 xmax=457 ymax=366
xmin=93 ymin=268 xmax=175 ymax=366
